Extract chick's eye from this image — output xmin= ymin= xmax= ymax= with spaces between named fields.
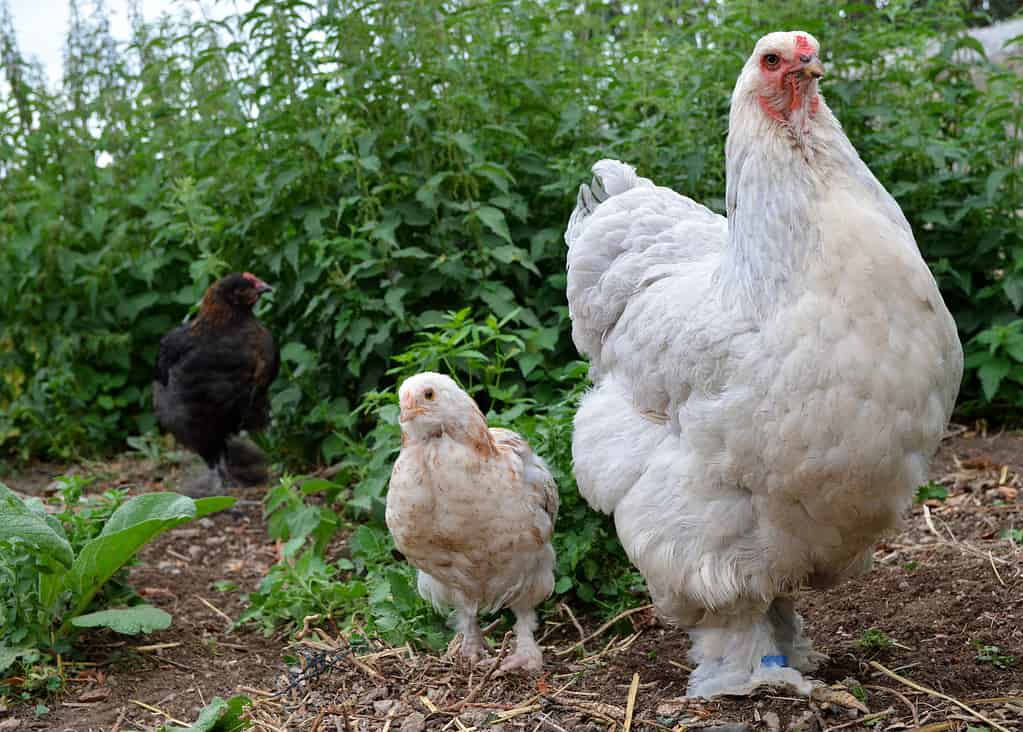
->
xmin=423 ymin=388 xmax=435 ymax=400
xmin=763 ymin=53 xmax=780 ymax=69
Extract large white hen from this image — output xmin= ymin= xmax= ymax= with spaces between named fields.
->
xmin=565 ymin=31 xmax=963 ymax=698
xmin=386 ymin=372 xmax=559 ymax=673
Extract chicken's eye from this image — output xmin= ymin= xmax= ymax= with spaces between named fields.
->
xmin=763 ymin=53 xmax=781 ymax=69
xmin=423 ymin=388 xmax=435 ymax=400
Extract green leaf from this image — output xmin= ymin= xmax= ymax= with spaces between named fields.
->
xmin=194 ymin=496 xmax=237 ymax=518
xmin=474 ymin=206 xmax=512 ymax=244
xmin=161 ymin=695 xmax=252 ymax=732
xmin=0 ymin=500 xmax=74 ymax=568
xmin=100 ymin=493 xmax=196 ymax=537
xmin=0 ymin=646 xmax=35 ymax=674
xmin=65 ymin=493 xmax=205 ymax=621
xmin=978 ymin=358 xmax=1011 ymax=401
xmin=71 ymin=605 xmax=173 ymax=634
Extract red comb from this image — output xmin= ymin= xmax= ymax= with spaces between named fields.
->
xmin=243 ymin=272 xmax=261 ymax=283
xmin=795 ymin=34 xmax=815 ymax=56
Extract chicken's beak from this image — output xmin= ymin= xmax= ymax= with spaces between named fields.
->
xmin=398 ymin=393 xmax=421 ymax=423
xmin=254 ymin=281 xmax=274 ymax=295
xmin=802 ymin=58 xmax=825 ymax=80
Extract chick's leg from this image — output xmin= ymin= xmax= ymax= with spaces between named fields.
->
xmin=455 ymin=605 xmax=488 ymax=663
xmin=686 ymin=608 xmax=814 ymax=698
xmin=498 ymin=603 xmax=543 ymax=674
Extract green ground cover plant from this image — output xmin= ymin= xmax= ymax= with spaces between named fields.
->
xmin=0 ymin=477 xmax=234 ymax=694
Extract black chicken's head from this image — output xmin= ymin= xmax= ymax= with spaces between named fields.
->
xmin=210 ymin=272 xmax=274 ymax=309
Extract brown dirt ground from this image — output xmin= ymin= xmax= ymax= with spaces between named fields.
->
xmin=2 ymin=425 xmax=1021 ymax=732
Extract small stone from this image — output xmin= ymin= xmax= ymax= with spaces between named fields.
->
xmin=373 ymin=699 xmax=397 ymax=715
xmin=0 ymin=719 xmax=21 ymax=730
xmin=198 ymin=517 xmax=215 ymax=529
xmin=762 ymin=711 xmax=780 ymax=732
xmin=400 ymin=711 xmax=426 ymax=732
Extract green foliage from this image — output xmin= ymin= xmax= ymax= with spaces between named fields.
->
xmin=0 ymin=0 xmax=1019 ymax=463
xmin=914 ymin=481 xmax=950 ymax=503
xmin=1000 ymin=527 xmax=1023 ymax=544
xmin=161 ymin=695 xmax=252 ymax=732
xmin=857 ymin=628 xmax=894 ymax=654
xmin=974 ymin=641 xmax=1016 ymax=669
xmin=240 ymin=311 xmax=642 ymax=644
xmin=0 ymin=478 xmax=234 ymax=688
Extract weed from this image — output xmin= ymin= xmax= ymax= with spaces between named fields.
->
xmin=857 ymin=628 xmax=895 ymax=654
xmin=975 ymin=642 xmax=1016 ymax=669
xmin=0 ymin=478 xmax=235 ymax=692
xmin=914 ymin=482 xmax=950 ymax=504
xmin=1001 ymin=527 xmax=1023 ymax=544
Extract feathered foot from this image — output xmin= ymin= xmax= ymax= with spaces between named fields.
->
xmin=181 ymin=465 xmax=226 ymax=498
xmin=767 ymin=597 xmax=829 ymax=672
xmin=456 ymin=608 xmax=489 ymax=664
xmin=497 ymin=604 xmax=543 ymax=674
xmin=685 ymin=609 xmax=815 ymax=698
xmin=223 ymin=435 xmax=270 ymax=486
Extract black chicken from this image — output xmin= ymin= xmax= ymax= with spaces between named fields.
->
xmin=154 ymin=272 xmax=280 ymax=495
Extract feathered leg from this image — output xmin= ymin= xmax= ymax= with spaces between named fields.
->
xmin=497 ymin=603 xmax=543 ymax=674
xmin=766 ymin=597 xmax=828 ymax=673
xmin=455 ymin=604 xmax=488 ymax=663
xmin=686 ymin=608 xmax=814 ymax=698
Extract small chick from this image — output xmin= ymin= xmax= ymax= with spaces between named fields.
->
xmin=386 ymin=372 xmax=559 ymax=673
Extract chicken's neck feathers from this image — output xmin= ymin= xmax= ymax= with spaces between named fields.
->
xmin=720 ymin=95 xmax=879 ymax=317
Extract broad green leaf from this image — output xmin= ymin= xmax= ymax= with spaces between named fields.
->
xmin=0 ymin=646 xmax=35 ymax=674
xmin=161 ymin=695 xmax=251 ymax=732
xmin=474 ymin=206 xmax=512 ymax=244
xmin=0 ymin=488 xmax=74 ymax=569
xmin=71 ymin=605 xmax=173 ymax=634
xmin=978 ymin=358 xmax=1011 ymax=401
xmin=194 ymin=496 xmax=237 ymax=518
xmin=100 ymin=493 xmax=196 ymax=537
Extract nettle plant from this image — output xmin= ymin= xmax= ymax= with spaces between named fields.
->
xmin=0 ymin=477 xmax=233 ymax=688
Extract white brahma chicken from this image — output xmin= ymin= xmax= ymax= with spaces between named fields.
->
xmin=386 ymin=372 xmax=559 ymax=673
xmin=565 ymin=31 xmax=962 ymax=697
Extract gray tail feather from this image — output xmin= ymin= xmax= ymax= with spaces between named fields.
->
xmin=565 ymin=159 xmax=643 ymax=248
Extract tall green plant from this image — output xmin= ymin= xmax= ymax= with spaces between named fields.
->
xmin=0 ymin=0 xmax=1020 ymax=465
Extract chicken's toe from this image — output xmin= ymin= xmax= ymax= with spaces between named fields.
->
xmin=497 ymin=647 xmax=543 ymax=674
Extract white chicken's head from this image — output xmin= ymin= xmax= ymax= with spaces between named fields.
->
xmin=734 ymin=31 xmax=825 ymax=130
xmin=397 ymin=372 xmax=484 ymax=442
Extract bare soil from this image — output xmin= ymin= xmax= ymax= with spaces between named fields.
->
xmin=2 ymin=426 xmax=1021 ymax=732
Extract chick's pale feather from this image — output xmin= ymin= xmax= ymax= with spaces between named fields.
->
xmin=566 ymin=31 xmax=962 ymax=697
xmin=386 ymin=372 xmax=557 ymax=673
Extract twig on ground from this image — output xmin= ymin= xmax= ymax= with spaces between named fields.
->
xmin=196 ymin=595 xmax=233 ymax=626
xmin=825 ymin=707 xmax=893 ymax=731
xmin=869 ymin=660 xmax=1011 ymax=732
xmin=989 ymin=551 xmax=1006 ymax=586
xmin=447 ymin=632 xmax=511 ymax=712
xmin=554 ymin=604 xmax=654 ymax=656
xmin=559 ymin=602 xmax=586 ymax=645
xmin=129 ymin=698 xmax=188 ymax=726
xmin=110 ymin=705 xmax=127 ymax=732
xmin=134 ymin=642 xmax=182 ymax=652
xmin=623 ymin=672 xmax=640 ymax=732
xmin=865 ymin=684 xmax=920 ymax=726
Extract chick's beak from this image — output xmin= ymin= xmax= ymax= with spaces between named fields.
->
xmin=254 ymin=280 xmax=274 ymax=295
xmin=802 ymin=57 xmax=825 ymax=80
xmin=398 ymin=392 xmax=420 ymax=423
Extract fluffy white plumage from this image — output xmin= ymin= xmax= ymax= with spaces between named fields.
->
xmin=386 ymin=372 xmax=559 ymax=673
xmin=565 ymin=31 xmax=963 ymax=697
